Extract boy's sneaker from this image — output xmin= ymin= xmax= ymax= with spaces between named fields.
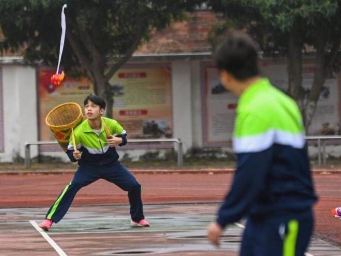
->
xmin=39 ymin=219 xmax=53 ymax=231
xmin=131 ymin=219 xmax=150 ymax=227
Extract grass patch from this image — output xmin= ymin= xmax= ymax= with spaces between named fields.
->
xmin=0 ymin=158 xmax=236 ymax=171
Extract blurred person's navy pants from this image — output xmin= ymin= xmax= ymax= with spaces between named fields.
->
xmin=240 ymin=210 xmax=314 ymax=256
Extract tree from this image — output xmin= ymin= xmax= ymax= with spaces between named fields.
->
xmin=0 ymin=0 xmax=202 ymax=117
xmin=208 ymin=0 xmax=341 ymax=132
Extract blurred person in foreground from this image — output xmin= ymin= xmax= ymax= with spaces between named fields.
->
xmin=39 ymin=94 xmax=150 ymax=231
xmin=207 ymin=30 xmax=318 ymax=255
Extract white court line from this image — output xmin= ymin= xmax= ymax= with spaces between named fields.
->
xmin=233 ymin=222 xmax=314 ymax=256
xmin=29 ymin=220 xmax=67 ymax=256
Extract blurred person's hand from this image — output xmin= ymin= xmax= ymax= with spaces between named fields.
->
xmin=207 ymin=222 xmax=223 ymax=247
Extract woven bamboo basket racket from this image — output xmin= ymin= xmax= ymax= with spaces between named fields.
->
xmin=45 ymin=102 xmax=84 ymax=152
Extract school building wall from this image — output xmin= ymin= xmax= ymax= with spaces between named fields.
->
xmin=0 ymin=60 xmax=204 ymax=162
xmin=0 ymin=59 xmax=340 ymax=163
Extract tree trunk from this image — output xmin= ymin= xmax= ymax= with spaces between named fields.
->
xmin=287 ymin=21 xmax=304 ymax=110
xmin=303 ymin=68 xmax=326 ymax=133
xmin=303 ymin=27 xmax=328 ymax=132
xmin=92 ymin=74 xmax=113 ymax=118
xmin=104 ymin=81 xmax=114 ymax=118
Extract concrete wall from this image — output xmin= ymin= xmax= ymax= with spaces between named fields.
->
xmin=172 ymin=61 xmax=193 ymax=153
xmin=0 ymin=65 xmax=38 ymax=162
xmin=190 ymin=60 xmax=203 ymax=148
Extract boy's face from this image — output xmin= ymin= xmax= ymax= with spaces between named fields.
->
xmin=84 ymin=100 xmax=105 ymax=120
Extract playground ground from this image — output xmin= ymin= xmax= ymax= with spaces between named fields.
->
xmin=1 ymin=166 xmax=341 ymax=255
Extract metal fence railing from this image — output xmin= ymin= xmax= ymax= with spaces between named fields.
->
xmin=306 ymin=135 xmax=341 ymax=166
xmin=24 ymin=136 xmax=341 ymax=169
xmin=24 ymin=138 xmax=183 ymax=169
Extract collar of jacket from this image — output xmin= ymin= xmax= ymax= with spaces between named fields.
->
xmin=82 ymin=119 xmax=106 ymax=134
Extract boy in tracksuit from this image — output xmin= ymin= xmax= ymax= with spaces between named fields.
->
xmin=39 ymin=94 xmax=150 ymax=231
xmin=207 ymin=31 xmax=318 ymax=255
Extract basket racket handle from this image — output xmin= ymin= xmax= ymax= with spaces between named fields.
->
xmin=102 ymin=118 xmax=113 ymax=138
xmin=71 ymin=128 xmax=77 ymax=150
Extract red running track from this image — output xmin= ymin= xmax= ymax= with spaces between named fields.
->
xmin=0 ymin=170 xmax=340 ymax=247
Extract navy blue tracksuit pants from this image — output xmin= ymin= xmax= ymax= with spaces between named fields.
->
xmin=240 ymin=210 xmax=314 ymax=256
xmin=45 ymin=162 xmax=144 ymax=223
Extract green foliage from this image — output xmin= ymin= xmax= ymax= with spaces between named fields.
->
xmin=208 ymin=0 xmax=341 ymax=129
xmin=208 ymin=0 xmax=339 ymax=57
xmin=185 ymin=147 xmax=235 ymax=160
xmin=0 ymin=0 xmax=202 ymax=75
xmin=11 ymin=152 xmax=24 ymax=164
xmin=32 ymin=154 xmax=64 ymax=163
xmin=139 ymin=151 xmax=160 ymax=161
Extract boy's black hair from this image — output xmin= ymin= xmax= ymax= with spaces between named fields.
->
xmin=84 ymin=94 xmax=106 ymax=110
xmin=214 ymin=30 xmax=260 ymax=81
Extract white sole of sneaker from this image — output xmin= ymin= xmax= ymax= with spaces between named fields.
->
xmin=130 ymin=221 xmax=150 ymax=227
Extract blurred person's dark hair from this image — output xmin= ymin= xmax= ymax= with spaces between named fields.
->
xmin=214 ymin=30 xmax=260 ymax=81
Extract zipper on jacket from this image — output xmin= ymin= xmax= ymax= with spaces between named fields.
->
xmin=94 ymin=132 xmax=105 ymax=154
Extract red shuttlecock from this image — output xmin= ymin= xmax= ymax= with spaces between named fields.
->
xmin=51 ymin=70 xmax=65 ymax=86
